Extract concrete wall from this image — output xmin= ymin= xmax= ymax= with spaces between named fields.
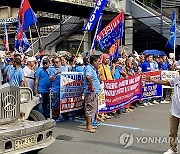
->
xmin=109 ymin=0 xmax=126 ymax=12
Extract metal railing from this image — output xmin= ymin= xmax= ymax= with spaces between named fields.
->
xmin=132 ymin=0 xmax=180 ymax=28
xmin=29 ymin=15 xmax=73 ymax=49
xmin=162 ymin=0 xmax=180 ymax=7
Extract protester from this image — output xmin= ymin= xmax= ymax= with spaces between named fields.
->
xmin=110 ymin=58 xmax=121 ymax=79
xmin=23 ymin=57 xmax=36 ymax=90
xmin=60 ymin=56 xmax=71 ymax=72
xmin=98 ymin=54 xmax=112 ymax=120
xmin=8 ymin=58 xmax=24 ymax=87
xmin=143 ymin=72 xmax=180 ymax=154
xmin=49 ymin=57 xmax=61 ymax=120
xmin=34 ymin=57 xmax=51 ymax=119
xmin=84 ymin=55 xmax=100 ymax=133
xmin=72 ymin=57 xmax=84 ymax=72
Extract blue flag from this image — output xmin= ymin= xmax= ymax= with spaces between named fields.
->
xmin=90 ymin=13 xmax=103 ymax=51
xmin=166 ymin=10 xmax=176 ymax=49
xmin=15 ymin=24 xmax=30 ymax=53
xmin=98 ymin=21 xmax=124 ymax=50
xmin=82 ymin=0 xmax=107 ymax=32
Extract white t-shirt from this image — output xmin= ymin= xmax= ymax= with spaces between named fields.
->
xmin=23 ymin=66 xmax=35 ymax=90
xmin=169 ymin=76 xmax=180 ymax=118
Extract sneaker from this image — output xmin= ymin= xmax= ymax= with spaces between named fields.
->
xmin=161 ymin=100 xmax=169 ymax=104
xmin=163 ymin=148 xmax=177 ymax=154
xmin=139 ymin=104 xmax=145 ymax=108
xmin=130 ymin=106 xmax=135 ymax=109
xmin=92 ymin=120 xmax=101 ymax=126
xmin=148 ymin=102 xmax=154 ymax=106
xmin=111 ymin=113 xmax=121 ymax=118
xmin=153 ymin=100 xmax=159 ymax=104
xmin=143 ymin=103 xmax=149 ymax=107
xmin=128 ymin=108 xmax=134 ymax=112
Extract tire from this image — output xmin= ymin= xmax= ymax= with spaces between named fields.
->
xmin=28 ymin=110 xmax=46 ymax=121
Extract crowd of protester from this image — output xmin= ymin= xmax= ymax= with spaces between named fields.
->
xmin=1 ymin=50 xmax=179 ymax=132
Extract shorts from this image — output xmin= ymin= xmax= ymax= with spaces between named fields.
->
xmin=52 ymin=93 xmax=60 ymax=110
xmin=84 ymin=93 xmax=98 ymax=116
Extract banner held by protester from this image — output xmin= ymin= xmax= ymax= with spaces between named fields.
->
xmin=99 ymin=74 xmax=142 ymax=113
xmin=142 ymin=71 xmax=162 ymax=99
xmin=60 ymin=72 xmax=84 ymax=113
xmin=161 ymin=71 xmax=179 ymax=88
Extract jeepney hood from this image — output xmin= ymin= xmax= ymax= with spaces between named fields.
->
xmin=0 ymin=119 xmax=55 ymax=140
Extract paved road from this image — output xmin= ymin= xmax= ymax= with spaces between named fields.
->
xmin=39 ymin=103 xmax=173 ymax=154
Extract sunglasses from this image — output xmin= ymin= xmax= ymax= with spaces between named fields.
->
xmin=43 ymin=62 xmax=48 ymax=65
xmin=54 ymin=61 xmax=60 ymax=64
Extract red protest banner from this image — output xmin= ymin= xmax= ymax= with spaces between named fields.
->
xmin=99 ymin=74 xmax=142 ymax=113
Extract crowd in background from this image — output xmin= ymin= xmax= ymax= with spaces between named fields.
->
xmin=1 ymin=50 xmax=180 ymax=130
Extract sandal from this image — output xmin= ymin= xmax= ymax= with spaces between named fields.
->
xmin=85 ymin=129 xmax=96 ymax=133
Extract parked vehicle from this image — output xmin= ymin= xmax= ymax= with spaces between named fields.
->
xmin=0 ymin=83 xmax=55 ymax=154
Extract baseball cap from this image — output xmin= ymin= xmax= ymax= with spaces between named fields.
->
xmin=27 ymin=57 xmax=36 ymax=62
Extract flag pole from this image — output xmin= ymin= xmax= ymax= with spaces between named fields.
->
xmin=34 ymin=23 xmax=44 ymax=50
xmin=120 ymin=38 xmax=123 ymax=57
xmin=29 ymin=27 xmax=35 ymax=56
xmin=174 ymin=9 xmax=176 ymax=61
xmin=76 ymin=31 xmax=87 ymax=55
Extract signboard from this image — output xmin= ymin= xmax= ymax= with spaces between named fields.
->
xmin=161 ymin=71 xmax=179 ymax=88
xmin=99 ymin=74 xmax=142 ymax=113
xmin=0 ymin=17 xmax=18 ymax=25
xmin=142 ymin=71 xmax=163 ymax=99
xmin=60 ymin=72 xmax=84 ymax=113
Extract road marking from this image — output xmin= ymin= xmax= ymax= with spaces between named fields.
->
xmin=74 ymin=119 xmax=141 ymax=130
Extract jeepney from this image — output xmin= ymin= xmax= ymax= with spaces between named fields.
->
xmin=0 ymin=83 xmax=55 ymax=154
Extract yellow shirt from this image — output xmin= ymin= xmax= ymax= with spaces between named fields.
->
xmin=98 ymin=64 xmax=113 ymax=81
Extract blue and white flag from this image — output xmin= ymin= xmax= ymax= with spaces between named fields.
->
xmin=166 ymin=10 xmax=176 ymax=49
xmin=3 ymin=22 xmax=9 ymax=52
xmin=90 ymin=13 xmax=103 ymax=51
xmin=14 ymin=23 xmax=30 ymax=53
xmin=82 ymin=0 xmax=107 ymax=32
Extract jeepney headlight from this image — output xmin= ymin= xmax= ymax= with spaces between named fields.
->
xmin=20 ymin=87 xmax=32 ymax=103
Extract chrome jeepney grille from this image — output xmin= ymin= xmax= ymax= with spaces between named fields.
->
xmin=0 ymin=84 xmax=20 ymax=124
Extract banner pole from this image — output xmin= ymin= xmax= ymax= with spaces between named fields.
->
xmin=34 ymin=22 xmax=44 ymax=50
xmin=76 ymin=31 xmax=87 ymax=55
xmin=29 ymin=27 xmax=35 ymax=56
xmin=120 ymin=38 xmax=123 ymax=57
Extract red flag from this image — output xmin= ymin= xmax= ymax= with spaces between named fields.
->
xmin=16 ymin=0 xmax=37 ymax=40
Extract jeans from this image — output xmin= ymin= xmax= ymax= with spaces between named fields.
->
xmin=37 ymin=93 xmax=50 ymax=118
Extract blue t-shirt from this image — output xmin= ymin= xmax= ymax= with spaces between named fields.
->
xmin=49 ymin=67 xmax=60 ymax=93
xmin=140 ymin=60 xmax=151 ymax=72
xmin=110 ymin=66 xmax=121 ymax=79
xmin=84 ymin=64 xmax=100 ymax=94
xmin=1 ymin=62 xmax=6 ymax=83
xmin=160 ymin=62 xmax=170 ymax=70
xmin=72 ymin=65 xmax=84 ymax=72
xmin=61 ymin=65 xmax=71 ymax=72
xmin=7 ymin=65 xmax=15 ymax=77
xmin=9 ymin=67 xmax=24 ymax=86
xmin=35 ymin=68 xmax=51 ymax=93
